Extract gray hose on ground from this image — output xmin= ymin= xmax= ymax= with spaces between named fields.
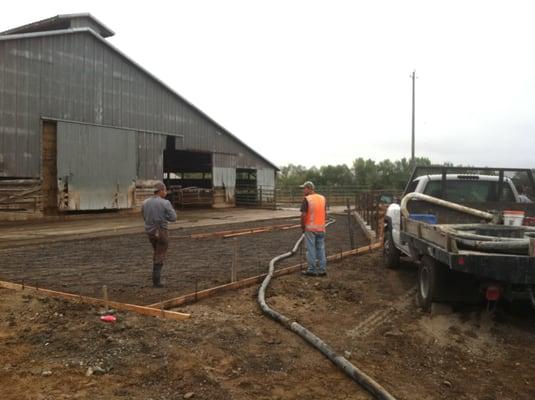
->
xmin=257 ymin=219 xmax=397 ymax=400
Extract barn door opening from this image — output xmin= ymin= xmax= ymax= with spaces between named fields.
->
xmin=235 ymin=168 xmax=257 ymax=206
xmin=163 ymin=138 xmax=213 ymax=207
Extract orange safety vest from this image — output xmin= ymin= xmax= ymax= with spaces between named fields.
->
xmin=304 ymin=193 xmax=326 ymax=232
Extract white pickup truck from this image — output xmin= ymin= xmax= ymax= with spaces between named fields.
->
xmin=384 ymin=172 xmax=523 ymax=269
xmin=383 ymin=167 xmax=535 ymax=310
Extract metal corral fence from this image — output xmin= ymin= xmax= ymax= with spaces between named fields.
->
xmin=236 ymin=186 xmax=400 ymax=237
xmin=237 ymin=186 xmax=373 ymax=209
xmin=277 ymin=186 xmax=399 ymax=206
xmin=276 ymin=186 xmax=361 ymax=208
xmin=236 ymin=185 xmax=277 ymax=209
xmin=353 ymin=190 xmax=399 ymax=240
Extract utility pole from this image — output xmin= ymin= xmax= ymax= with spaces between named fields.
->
xmin=411 ymin=70 xmax=416 ymax=168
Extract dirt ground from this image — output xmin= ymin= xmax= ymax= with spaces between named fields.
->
xmin=0 ymin=215 xmax=367 ymax=305
xmin=1 ymin=216 xmax=535 ymax=400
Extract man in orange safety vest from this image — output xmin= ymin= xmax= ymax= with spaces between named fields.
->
xmin=300 ymin=181 xmax=328 ymax=277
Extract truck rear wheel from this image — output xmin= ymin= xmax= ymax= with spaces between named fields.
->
xmin=417 ymin=256 xmax=447 ymax=312
xmin=383 ymin=230 xmax=401 ymax=269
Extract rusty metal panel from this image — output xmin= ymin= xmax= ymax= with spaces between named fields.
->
xmin=56 ymin=121 xmax=136 ymax=210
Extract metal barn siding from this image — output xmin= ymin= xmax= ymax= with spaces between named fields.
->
xmin=136 ymin=131 xmax=166 ymax=180
xmin=0 ymin=25 xmax=277 ymax=181
xmin=0 ymin=38 xmax=42 ymax=177
xmin=257 ymin=168 xmax=276 ymax=203
xmin=257 ymin=168 xmax=276 ymax=189
xmin=56 ymin=121 xmax=136 ymax=210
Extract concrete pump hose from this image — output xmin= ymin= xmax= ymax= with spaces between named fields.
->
xmin=400 ymin=192 xmax=495 ymax=222
xmin=455 ymin=238 xmax=529 ymax=252
xmin=439 ymin=227 xmax=529 ymax=242
xmin=257 ymin=219 xmax=398 ymax=400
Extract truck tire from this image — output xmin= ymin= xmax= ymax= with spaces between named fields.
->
xmin=417 ymin=256 xmax=447 ymax=312
xmin=383 ymin=230 xmax=401 ymax=269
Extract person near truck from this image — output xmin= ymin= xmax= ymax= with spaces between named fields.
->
xmin=518 ymin=186 xmax=533 ymax=203
xmin=300 ymin=181 xmax=328 ymax=277
xmin=141 ymin=181 xmax=177 ymax=287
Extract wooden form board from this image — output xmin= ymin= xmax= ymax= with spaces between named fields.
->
xmin=0 ymin=281 xmax=190 ymax=321
xmin=41 ymin=120 xmax=58 ymax=213
xmin=147 ymin=241 xmax=383 ymax=310
xmin=169 ymin=222 xmax=299 ymax=240
xmin=403 ymin=218 xmax=453 ymax=251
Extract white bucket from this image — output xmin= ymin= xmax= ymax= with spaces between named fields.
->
xmin=503 ymin=210 xmax=525 ymax=226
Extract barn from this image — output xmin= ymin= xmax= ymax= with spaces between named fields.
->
xmin=0 ymin=13 xmax=277 ymax=219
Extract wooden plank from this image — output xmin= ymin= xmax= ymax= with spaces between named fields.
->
xmin=403 ymin=218 xmax=421 ymax=237
xmin=42 ymin=120 xmax=58 ymax=213
xmin=529 ymin=238 xmax=535 ymax=257
xmin=147 ymin=241 xmax=383 ymax=309
xmin=0 ymin=281 xmax=190 ymax=321
xmin=0 ymin=187 xmax=41 ymax=203
xmin=419 ymin=225 xmax=448 ymax=249
xmin=183 ymin=223 xmax=298 ymax=240
xmin=223 ymin=228 xmax=270 ymax=238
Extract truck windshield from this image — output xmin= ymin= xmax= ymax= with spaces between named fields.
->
xmin=423 ymin=180 xmax=515 ymax=202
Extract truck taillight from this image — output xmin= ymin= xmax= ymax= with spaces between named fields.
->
xmin=486 ymin=286 xmax=502 ymax=301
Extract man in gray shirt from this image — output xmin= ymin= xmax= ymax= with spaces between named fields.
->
xmin=141 ymin=181 xmax=177 ymax=287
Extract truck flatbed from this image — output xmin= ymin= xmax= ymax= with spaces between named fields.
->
xmin=401 ymin=217 xmax=535 ymax=285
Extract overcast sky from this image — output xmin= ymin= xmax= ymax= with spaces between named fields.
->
xmin=3 ymin=1 xmax=535 ymax=168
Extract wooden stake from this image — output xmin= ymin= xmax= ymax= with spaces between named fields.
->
xmin=346 ymin=198 xmax=355 ymax=249
xmin=102 ymin=285 xmax=109 ymax=313
xmin=231 ymin=238 xmax=239 ymax=282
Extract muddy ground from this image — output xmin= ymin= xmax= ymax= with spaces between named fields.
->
xmin=1 ymin=213 xmax=535 ymax=400
xmin=1 ymin=248 xmax=535 ymax=399
xmin=0 ymin=215 xmax=368 ymax=305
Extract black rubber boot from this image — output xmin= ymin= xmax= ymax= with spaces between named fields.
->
xmin=152 ymin=263 xmax=164 ymax=288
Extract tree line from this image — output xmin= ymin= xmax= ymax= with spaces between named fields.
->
xmin=277 ymin=158 xmax=535 ymax=192
xmin=277 ymin=157 xmax=432 ymax=190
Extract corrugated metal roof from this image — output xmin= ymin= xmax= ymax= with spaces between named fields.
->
xmin=0 ymin=13 xmax=114 ymax=38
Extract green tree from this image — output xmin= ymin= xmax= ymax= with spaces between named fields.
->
xmin=318 ymin=164 xmax=354 ymax=187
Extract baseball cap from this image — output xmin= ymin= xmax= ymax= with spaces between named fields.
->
xmin=154 ymin=181 xmax=167 ymax=192
xmin=299 ymin=181 xmax=315 ymax=190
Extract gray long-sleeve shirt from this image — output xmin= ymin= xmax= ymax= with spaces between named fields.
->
xmin=141 ymin=196 xmax=177 ymax=234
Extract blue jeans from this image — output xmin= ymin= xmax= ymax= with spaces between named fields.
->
xmin=304 ymin=231 xmax=327 ymax=273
